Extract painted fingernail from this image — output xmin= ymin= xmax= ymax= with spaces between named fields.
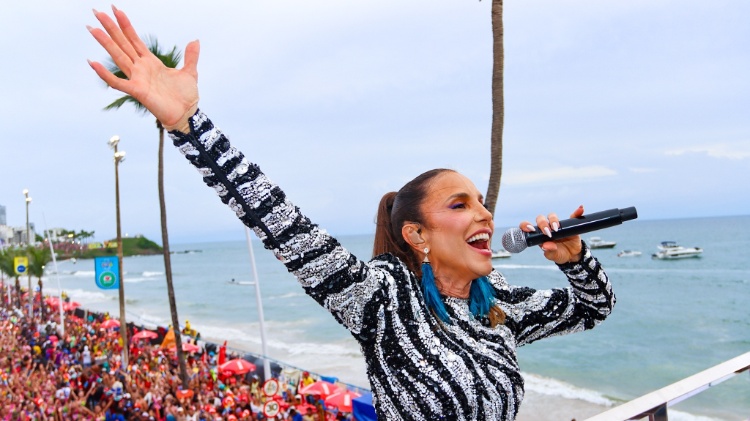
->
xmin=86 ymin=25 xmax=94 ymax=32
xmin=526 ymin=224 xmax=536 ymax=232
xmin=544 ymin=227 xmax=552 ymax=238
xmin=112 ymin=5 xmax=119 ymax=12
xmin=93 ymin=8 xmax=99 ymax=15
xmin=552 ymin=221 xmax=560 ymax=232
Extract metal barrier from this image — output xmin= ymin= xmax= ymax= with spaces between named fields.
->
xmin=585 ymin=351 xmax=750 ymax=421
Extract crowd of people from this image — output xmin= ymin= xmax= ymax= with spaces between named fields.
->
xmin=0 ymin=292 xmax=359 ymax=421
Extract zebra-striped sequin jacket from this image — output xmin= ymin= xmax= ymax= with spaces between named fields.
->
xmin=169 ymin=110 xmax=616 ymax=421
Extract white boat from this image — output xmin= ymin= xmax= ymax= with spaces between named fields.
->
xmin=652 ymin=241 xmax=703 ymax=260
xmin=617 ymin=250 xmax=642 ymax=257
xmin=588 ymin=236 xmax=617 ymax=249
xmin=491 ymin=249 xmax=511 ymax=259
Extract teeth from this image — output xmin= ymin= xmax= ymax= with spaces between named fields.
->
xmin=467 ymin=233 xmax=490 ymax=243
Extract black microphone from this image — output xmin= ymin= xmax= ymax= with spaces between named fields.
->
xmin=501 ymin=206 xmax=638 ymax=253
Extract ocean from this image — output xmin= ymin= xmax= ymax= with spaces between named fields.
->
xmin=41 ymin=215 xmax=749 ymax=420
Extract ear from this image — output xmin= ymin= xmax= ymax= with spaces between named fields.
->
xmin=402 ymin=222 xmax=426 ymax=249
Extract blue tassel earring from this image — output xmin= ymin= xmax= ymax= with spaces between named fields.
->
xmin=469 ymin=276 xmax=496 ymax=319
xmin=421 ymin=247 xmax=451 ymax=324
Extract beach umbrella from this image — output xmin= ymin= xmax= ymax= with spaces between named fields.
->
xmin=100 ymin=319 xmax=120 ymax=329
xmin=132 ymin=330 xmax=158 ymax=341
xmin=219 ymin=358 xmax=256 ymax=375
xmin=325 ymin=390 xmax=361 ymax=412
xmin=179 ymin=342 xmax=201 ymax=353
xmin=299 ymin=380 xmax=339 ymax=397
xmin=63 ymin=302 xmax=81 ymax=312
xmin=176 ymin=389 xmax=194 ymax=400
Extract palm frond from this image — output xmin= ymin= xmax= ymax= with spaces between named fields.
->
xmin=104 ymin=95 xmax=148 ymax=114
xmin=145 ymin=35 xmax=183 ymax=68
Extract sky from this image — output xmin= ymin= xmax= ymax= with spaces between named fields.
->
xmin=1 ymin=0 xmax=748 ymax=245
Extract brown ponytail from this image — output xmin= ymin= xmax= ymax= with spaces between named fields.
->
xmin=373 ymin=192 xmax=399 ymax=258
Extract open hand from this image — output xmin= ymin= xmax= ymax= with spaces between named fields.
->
xmin=88 ymin=6 xmax=200 ymax=130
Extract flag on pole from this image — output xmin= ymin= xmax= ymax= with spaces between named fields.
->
xmin=94 ymin=256 xmax=119 ymax=290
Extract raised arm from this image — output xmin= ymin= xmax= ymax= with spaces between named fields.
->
xmin=87 ymin=8 xmax=392 ymax=343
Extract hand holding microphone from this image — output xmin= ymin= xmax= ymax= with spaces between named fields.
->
xmin=502 ymin=206 xmax=638 ymax=263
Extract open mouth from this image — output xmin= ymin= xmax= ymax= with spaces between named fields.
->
xmin=467 ymin=232 xmax=491 ymax=251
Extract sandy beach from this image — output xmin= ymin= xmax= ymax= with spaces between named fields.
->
xmin=516 ymin=391 xmax=611 ymax=420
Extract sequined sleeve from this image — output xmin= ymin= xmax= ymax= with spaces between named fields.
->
xmin=493 ymin=241 xmax=615 ymax=346
xmin=167 ymin=110 xmax=389 ymax=342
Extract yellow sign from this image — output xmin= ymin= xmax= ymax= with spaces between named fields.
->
xmin=13 ymin=257 xmax=29 ymax=276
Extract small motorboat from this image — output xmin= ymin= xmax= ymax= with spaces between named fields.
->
xmin=617 ymin=250 xmax=642 ymax=257
xmin=652 ymin=241 xmax=703 ymax=260
xmin=588 ymin=236 xmax=617 ymax=249
xmin=491 ymin=249 xmax=511 ymax=259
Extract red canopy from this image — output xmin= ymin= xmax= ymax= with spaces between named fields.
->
xmin=63 ymin=302 xmax=81 ymax=312
xmin=179 ymin=342 xmax=201 ymax=353
xmin=176 ymin=389 xmax=194 ymax=400
xmin=325 ymin=390 xmax=361 ymax=412
xmin=219 ymin=358 xmax=256 ymax=375
xmin=299 ymin=380 xmax=339 ymax=397
xmin=100 ymin=319 xmax=120 ymax=329
xmin=131 ymin=330 xmax=158 ymax=341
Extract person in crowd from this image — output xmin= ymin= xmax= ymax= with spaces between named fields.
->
xmin=86 ymin=6 xmax=615 ymax=420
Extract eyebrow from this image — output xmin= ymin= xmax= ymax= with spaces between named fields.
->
xmin=446 ymin=192 xmax=484 ymax=203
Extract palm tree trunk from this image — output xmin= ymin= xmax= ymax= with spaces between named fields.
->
xmin=38 ymin=278 xmax=45 ymax=320
xmin=14 ymin=278 xmax=21 ymax=308
xmin=157 ymin=119 xmax=189 ymax=388
xmin=484 ymin=0 xmax=505 ymax=216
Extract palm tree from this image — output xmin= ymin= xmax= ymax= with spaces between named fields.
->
xmin=483 ymin=0 xmax=505 ymax=215
xmin=27 ymin=246 xmax=51 ymax=319
xmin=104 ymin=36 xmax=189 ymax=388
xmin=0 ymin=248 xmax=23 ymax=308
xmin=0 ymin=249 xmax=17 ymax=307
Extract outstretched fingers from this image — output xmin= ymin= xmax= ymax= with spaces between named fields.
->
xmin=111 ymin=5 xmax=151 ymax=59
xmin=91 ymin=9 xmax=135 ymax=76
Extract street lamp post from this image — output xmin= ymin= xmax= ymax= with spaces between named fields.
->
xmin=108 ymin=135 xmax=129 ymax=367
xmin=23 ymin=189 xmax=32 ymax=318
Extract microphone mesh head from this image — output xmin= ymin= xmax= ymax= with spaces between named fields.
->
xmin=501 ymin=228 xmax=528 ymax=253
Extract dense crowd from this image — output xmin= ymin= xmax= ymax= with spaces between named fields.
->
xmin=0 ymin=292 xmax=357 ymax=421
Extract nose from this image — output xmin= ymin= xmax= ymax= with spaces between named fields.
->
xmin=475 ymin=203 xmax=493 ymax=223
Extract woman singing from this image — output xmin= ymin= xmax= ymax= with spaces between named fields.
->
xmin=88 ymin=7 xmax=615 ymax=420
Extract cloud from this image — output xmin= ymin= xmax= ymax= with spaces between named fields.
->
xmin=504 ymin=166 xmax=617 ymax=186
xmin=664 ymin=141 xmax=750 ymax=160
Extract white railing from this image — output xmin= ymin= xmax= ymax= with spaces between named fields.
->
xmin=584 ymin=351 xmax=750 ymax=421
